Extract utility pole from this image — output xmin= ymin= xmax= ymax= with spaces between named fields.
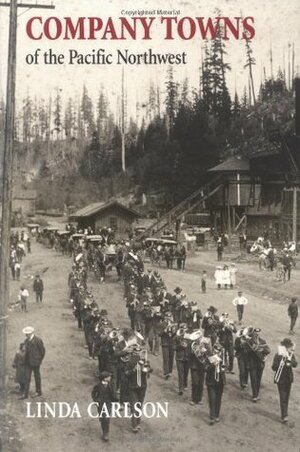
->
xmin=292 ymin=187 xmax=297 ymax=243
xmin=0 ymin=0 xmax=55 ymax=393
xmin=121 ymin=67 xmax=126 ymax=172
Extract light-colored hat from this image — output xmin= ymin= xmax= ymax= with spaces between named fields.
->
xmin=22 ymin=326 xmax=34 ymax=335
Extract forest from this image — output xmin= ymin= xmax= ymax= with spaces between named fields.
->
xmin=1 ymin=32 xmax=296 ymax=215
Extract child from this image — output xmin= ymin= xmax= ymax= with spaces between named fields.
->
xmin=19 ymin=287 xmax=29 ymax=312
xmin=12 ymin=343 xmax=26 ymax=394
xmin=201 ymin=270 xmax=207 ymax=293
xmin=15 ymin=261 xmax=21 ymax=281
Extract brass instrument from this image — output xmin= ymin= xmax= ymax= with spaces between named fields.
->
xmin=176 ymin=327 xmax=186 ymax=337
xmin=135 ymin=349 xmax=151 ymax=386
xmin=208 ymin=353 xmax=222 ymax=382
xmin=191 ymin=337 xmax=211 ymax=362
xmin=164 ymin=321 xmax=177 ymax=336
xmin=208 ymin=346 xmax=226 ymax=381
xmin=108 ymin=328 xmax=120 ymax=341
xmin=186 ymin=330 xmax=203 ymax=341
xmin=274 ymin=346 xmax=295 ymax=383
xmin=243 ymin=335 xmax=270 ymax=362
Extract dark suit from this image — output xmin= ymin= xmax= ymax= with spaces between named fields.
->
xmin=124 ymin=355 xmax=149 ymax=429
xmin=174 ymin=337 xmax=189 ymax=392
xmin=234 ymin=337 xmax=249 ymax=388
xmin=160 ymin=322 xmax=175 ymax=376
xmin=24 ymin=335 xmax=45 ymax=397
xmin=272 ymin=352 xmax=297 ymax=419
xmin=189 ymin=353 xmax=205 ymax=403
xmin=91 ymin=381 xmax=118 ymax=436
xmin=202 ymin=315 xmax=220 ymax=346
xmin=244 ymin=337 xmax=270 ymax=399
xmin=205 ymin=360 xmax=226 ymax=420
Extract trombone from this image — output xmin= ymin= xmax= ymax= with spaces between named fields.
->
xmin=274 ymin=351 xmax=294 ymax=383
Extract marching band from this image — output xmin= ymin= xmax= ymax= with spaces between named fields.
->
xmin=67 ymin=251 xmax=298 ymax=442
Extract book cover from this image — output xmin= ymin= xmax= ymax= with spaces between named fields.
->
xmin=0 ymin=1 xmax=299 ymax=452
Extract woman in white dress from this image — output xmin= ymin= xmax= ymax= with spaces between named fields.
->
xmin=214 ymin=266 xmax=223 ymax=289
xmin=222 ymin=265 xmax=231 ymax=289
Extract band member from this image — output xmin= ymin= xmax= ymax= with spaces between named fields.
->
xmin=186 ymin=301 xmax=202 ymax=330
xmin=189 ymin=336 xmax=210 ymax=405
xmin=202 ymin=306 xmax=220 ymax=346
xmin=218 ymin=313 xmax=237 ymax=373
xmin=234 ymin=328 xmax=249 ymax=389
xmin=91 ymin=371 xmax=118 ymax=442
xmin=170 ymin=287 xmax=183 ymax=323
xmin=243 ymin=327 xmax=270 ymax=402
xmin=272 ymin=338 xmax=297 ymax=423
xmin=150 ymin=306 xmax=162 ymax=356
xmin=124 ymin=344 xmax=152 ymax=433
xmin=159 ymin=312 xmax=176 ymax=379
xmin=205 ymin=343 xmax=226 ymax=425
xmin=174 ymin=323 xmax=190 ymax=395
xmin=232 ymin=291 xmax=248 ymax=324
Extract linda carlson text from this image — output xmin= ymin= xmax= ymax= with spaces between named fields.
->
xmin=25 ymin=402 xmax=169 ymax=419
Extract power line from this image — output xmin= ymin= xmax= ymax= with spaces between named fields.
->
xmin=0 ymin=0 xmax=55 ymax=393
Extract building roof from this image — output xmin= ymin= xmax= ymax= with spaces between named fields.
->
xmin=71 ymin=200 xmax=141 ymax=219
xmin=209 ymin=156 xmax=249 ymax=172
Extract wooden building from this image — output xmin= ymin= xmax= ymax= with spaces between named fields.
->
xmin=205 ymin=143 xmax=300 ymax=243
xmin=69 ymin=200 xmax=141 ymax=237
xmin=207 ymin=156 xmax=251 ymax=234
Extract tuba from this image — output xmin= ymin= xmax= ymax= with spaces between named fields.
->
xmin=191 ymin=336 xmax=211 ymax=363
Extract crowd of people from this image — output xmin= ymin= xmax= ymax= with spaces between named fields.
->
xmin=63 ymin=243 xmax=298 ymax=440
xmin=10 ymin=226 xmax=298 ymax=444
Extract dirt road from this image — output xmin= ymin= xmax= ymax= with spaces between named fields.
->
xmin=1 ymin=242 xmax=300 ymax=452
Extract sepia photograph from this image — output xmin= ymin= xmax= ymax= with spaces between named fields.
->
xmin=0 ymin=1 xmax=299 ymax=451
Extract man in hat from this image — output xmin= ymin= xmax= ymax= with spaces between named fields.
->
xmin=288 ymin=297 xmax=298 ymax=335
xmin=21 ymin=327 xmax=45 ymax=399
xmin=234 ymin=328 xmax=249 ymax=389
xmin=159 ymin=311 xmax=176 ymax=379
xmin=205 ymin=343 xmax=226 ymax=425
xmin=232 ymin=291 xmax=248 ymax=324
xmin=243 ymin=327 xmax=270 ymax=402
xmin=174 ymin=323 xmax=190 ymax=395
xmin=218 ymin=313 xmax=237 ymax=373
xmin=33 ymin=274 xmax=44 ymax=303
xmin=170 ymin=287 xmax=183 ymax=324
xmin=124 ymin=344 xmax=151 ymax=433
xmin=91 ymin=371 xmax=118 ymax=441
xmin=272 ymin=338 xmax=297 ymax=423
xmin=202 ymin=307 xmax=220 ymax=346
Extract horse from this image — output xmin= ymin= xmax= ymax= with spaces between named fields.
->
xmin=250 ymin=241 xmax=277 ymax=271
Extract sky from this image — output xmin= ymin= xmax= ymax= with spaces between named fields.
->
xmin=0 ymin=0 xmax=299 ymax=119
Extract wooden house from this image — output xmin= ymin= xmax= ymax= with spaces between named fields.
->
xmin=69 ymin=200 xmax=141 ymax=237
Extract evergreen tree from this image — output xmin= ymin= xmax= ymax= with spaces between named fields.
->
xmin=165 ymin=67 xmax=179 ymax=135
xmin=81 ymin=85 xmax=95 ymax=137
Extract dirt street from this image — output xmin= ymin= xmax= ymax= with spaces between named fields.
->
xmin=1 ymin=242 xmax=300 ymax=452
